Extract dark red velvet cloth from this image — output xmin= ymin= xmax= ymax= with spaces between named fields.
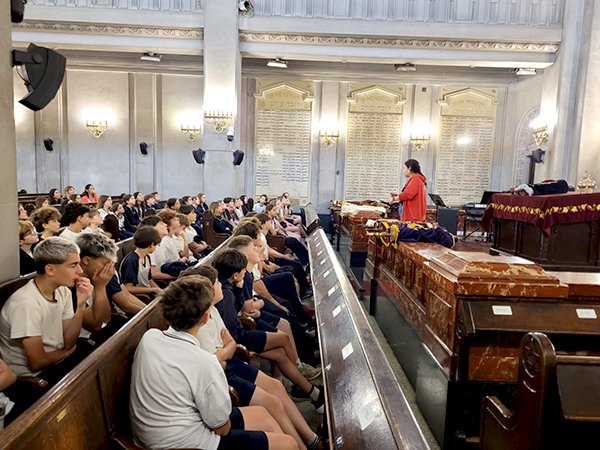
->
xmin=482 ymin=192 xmax=600 ymax=235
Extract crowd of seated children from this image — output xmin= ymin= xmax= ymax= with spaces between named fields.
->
xmin=59 ymin=203 xmax=90 ymax=243
xmin=212 ymin=250 xmax=325 ymax=414
xmin=180 ymin=265 xmax=322 ymax=450
xmin=119 ymin=227 xmax=163 ymax=297
xmin=130 ymin=275 xmax=299 ymax=450
xmin=19 ymin=220 xmax=39 ymax=276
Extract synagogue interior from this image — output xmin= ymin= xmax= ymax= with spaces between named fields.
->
xmin=1 ymin=0 xmax=600 ymax=449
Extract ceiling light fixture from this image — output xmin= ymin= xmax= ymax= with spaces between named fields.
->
xmin=394 ymin=63 xmax=417 ymax=72
xmin=267 ymin=58 xmax=288 ymax=69
xmin=140 ymin=52 xmax=162 ymax=62
xmin=515 ymin=68 xmax=536 ymax=76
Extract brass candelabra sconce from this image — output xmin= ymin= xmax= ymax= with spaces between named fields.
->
xmin=532 ymin=124 xmax=549 ymax=147
xmin=86 ymin=120 xmax=108 ymax=139
xmin=318 ymin=130 xmax=340 ymax=147
xmin=180 ymin=124 xmax=202 ymax=141
xmin=409 ymin=134 xmax=431 ymax=151
xmin=204 ymin=110 xmax=233 ymax=133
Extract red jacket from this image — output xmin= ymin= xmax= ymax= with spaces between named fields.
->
xmin=396 ymin=174 xmax=427 ymax=222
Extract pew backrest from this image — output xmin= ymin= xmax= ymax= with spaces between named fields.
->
xmin=304 ymin=203 xmax=321 ymax=235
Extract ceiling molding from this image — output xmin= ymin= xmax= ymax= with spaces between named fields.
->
xmin=239 ymin=31 xmax=559 ymax=53
xmin=12 ymin=20 xmax=203 ymax=39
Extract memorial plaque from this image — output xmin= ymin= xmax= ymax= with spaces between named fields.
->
xmin=437 ymin=87 xmax=499 ymax=206
xmin=254 ymin=82 xmax=314 ymax=204
xmin=345 ymin=85 xmax=406 ymax=201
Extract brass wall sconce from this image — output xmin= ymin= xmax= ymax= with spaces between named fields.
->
xmin=318 ymin=130 xmax=340 ymax=147
xmin=181 ymin=124 xmax=202 ymax=141
xmin=204 ymin=110 xmax=233 ymax=133
xmin=410 ymin=134 xmax=431 ymax=151
xmin=86 ymin=120 xmax=108 ymax=138
xmin=532 ymin=124 xmax=549 ymax=147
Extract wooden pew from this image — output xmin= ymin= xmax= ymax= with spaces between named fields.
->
xmin=201 ymin=210 xmax=230 ymax=249
xmin=304 ymin=203 xmax=321 ymax=235
xmin=307 ymin=228 xmax=430 ymax=450
xmin=0 ymin=239 xmax=229 ymax=449
xmin=479 ymin=332 xmax=600 ymax=450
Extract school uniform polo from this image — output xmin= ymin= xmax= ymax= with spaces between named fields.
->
xmin=130 ymin=327 xmax=231 ymax=450
xmin=120 ymin=251 xmax=152 ymax=288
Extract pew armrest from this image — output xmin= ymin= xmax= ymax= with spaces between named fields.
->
xmin=240 ymin=317 xmax=256 ymax=331
xmin=482 ymin=395 xmax=514 ymax=427
xmin=229 ymin=386 xmax=240 ymax=407
xmin=235 ymin=344 xmax=251 ymax=363
xmin=15 ymin=376 xmax=50 ymax=397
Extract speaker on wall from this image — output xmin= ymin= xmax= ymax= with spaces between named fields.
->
xmin=140 ymin=142 xmax=148 ymax=155
xmin=192 ymin=148 xmax=206 ymax=164
xmin=43 ymin=138 xmax=53 ymax=151
xmin=233 ymin=150 xmax=244 ymax=166
xmin=12 ymin=44 xmax=66 ymax=112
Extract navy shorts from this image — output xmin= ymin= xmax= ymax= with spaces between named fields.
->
xmin=217 ymin=407 xmax=268 ymax=450
xmin=238 ymin=329 xmax=267 ymax=353
xmin=255 ymin=311 xmax=279 ymax=332
xmin=225 ymin=358 xmax=259 ymax=406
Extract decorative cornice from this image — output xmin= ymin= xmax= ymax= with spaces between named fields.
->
xmin=239 ymin=31 xmax=559 ymax=53
xmin=12 ymin=20 xmax=203 ymax=39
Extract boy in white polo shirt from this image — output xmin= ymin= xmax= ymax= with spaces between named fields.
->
xmin=129 ymin=276 xmax=298 ymax=450
xmin=0 ymin=237 xmax=92 ymax=385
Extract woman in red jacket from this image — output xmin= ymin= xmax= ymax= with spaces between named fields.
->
xmin=390 ymin=159 xmax=427 ymax=222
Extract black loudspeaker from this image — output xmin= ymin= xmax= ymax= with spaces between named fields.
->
xmin=233 ymin=150 xmax=244 ymax=166
xmin=43 ymin=138 xmax=53 ymax=151
xmin=12 ymin=44 xmax=66 ymax=112
xmin=437 ymin=208 xmax=459 ymax=235
xmin=192 ymin=148 xmax=206 ymax=164
xmin=11 ymin=0 xmax=25 ymax=22
xmin=140 ymin=142 xmax=148 ymax=155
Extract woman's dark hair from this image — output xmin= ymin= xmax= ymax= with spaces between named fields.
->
xmin=166 ymin=198 xmax=178 ymax=209
xmin=133 ymin=192 xmax=143 ymax=205
xmin=82 ymin=184 xmax=93 ymax=198
xmin=247 ymin=198 xmax=254 ymax=211
xmin=181 ymin=195 xmax=191 ymax=206
xmin=48 ymin=188 xmax=61 ymax=205
xmin=159 ymin=276 xmax=214 ymax=331
xmin=404 ymin=159 xmax=427 ymax=186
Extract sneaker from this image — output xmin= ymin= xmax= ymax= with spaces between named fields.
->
xmin=307 ymin=435 xmax=322 ymax=450
xmin=299 ymin=362 xmax=322 ymax=381
xmin=311 ymin=388 xmax=325 ymax=414
xmin=289 ymin=386 xmax=311 ymax=402
xmin=306 ymin=328 xmax=316 ymax=338
xmin=303 ymin=305 xmax=316 ymax=317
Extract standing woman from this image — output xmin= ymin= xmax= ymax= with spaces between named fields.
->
xmin=81 ymin=184 xmax=99 ymax=203
xmin=48 ymin=188 xmax=62 ymax=205
xmin=390 ymin=159 xmax=427 ymax=222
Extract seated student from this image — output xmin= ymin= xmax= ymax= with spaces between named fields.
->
xmin=122 ymin=194 xmax=140 ymax=234
xmin=150 ymin=192 xmax=164 ymax=210
xmin=34 ymin=196 xmax=49 ymax=210
xmin=30 ymin=207 xmax=62 ymax=242
xmin=213 ymin=250 xmax=324 ymax=413
xmin=0 ymin=238 xmax=92 ymax=385
xmin=143 ymin=194 xmax=157 ymax=214
xmin=180 ymin=204 xmax=204 ymax=242
xmin=274 ymin=198 xmax=306 ymax=240
xmin=120 ymin=227 xmax=163 ymax=296
xmin=74 ymin=233 xmax=119 ymax=346
xmin=181 ymin=266 xmax=321 ymax=450
xmin=153 ymin=209 xmax=192 ymax=275
xmin=223 ymin=198 xmax=238 ymax=226
xmin=81 ymin=184 xmax=99 ymax=203
xmin=209 ymin=201 xmax=233 ymax=235
xmin=281 ymin=193 xmax=304 ymax=227
xmin=18 ymin=204 xmax=28 ymax=220
xmin=177 ymin=212 xmax=208 ymax=260
xmin=60 ymin=203 xmax=91 ymax=243
xmin=63 ymin=185 xmax=75 ymax=201
xmin=48 ymin=188 xmax=62 ymax=206
xmin=96 ymin=195 xmax=113 ymax=219
xmin=196 ymin=192 xmax=209 ymax=217
xmin=166 ymin=197 xmax=180 ymax=211
xmin=256 ymin=214 xmax=311 ymax=299
xmin=265 ymin=204 xmax=308 ymax=266
xmin=254 ymin=194 xmax=268 ymax=213
xmin=132 ymin=192 xmax=146 ymax=219
xmin=180 ymin=195 xmax=193 ymax=207
xmin=234 ymin=198 xmax=245 ymax=221
xmin=19 ymin=220 xmax=39 ymax=276
xmin=139 ymin=215 xmax=176 ymax=281
xmin=106 ymin=271 xmax=149 ymax=317
xmin=69 ymin=193 xmax=82 ymax=204
xmin=83 ymin=208 xmax=106 ymax=235
xmin=109 ymin=203 xmax=131 ymax=240
xmin=130 ymin=276 xmax=297 ymax=450
xmin=226 ymin=236 xmax=320 ymax=374
xmin=0 ymin=358 xmax=17 ymax=429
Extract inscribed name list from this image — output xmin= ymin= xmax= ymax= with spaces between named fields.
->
xmin=436 ymin=115 xmax=495 ymax=205
xmin=345 ymin=113 xmax=402 ymax=201
xmin=255 ymin=108 xmax=311 ymax=202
